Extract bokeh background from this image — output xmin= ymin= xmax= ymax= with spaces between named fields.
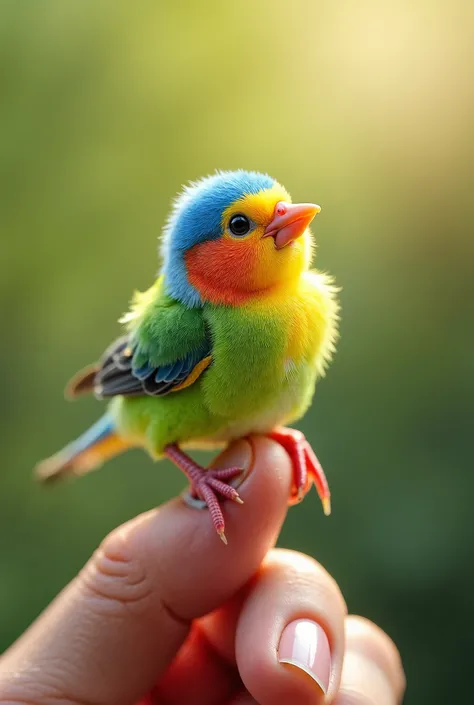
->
xmin=1 ymin=1 xmax=473 ymax=702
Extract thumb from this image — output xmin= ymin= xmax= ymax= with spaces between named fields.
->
xmin=0 ymin=437 xmax=292 ymax=705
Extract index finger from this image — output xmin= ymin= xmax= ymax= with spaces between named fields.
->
xmin=0 ymin=437 xmax=292 ymax=705
xmin=335 ymin=616 xmax=406 ymax=705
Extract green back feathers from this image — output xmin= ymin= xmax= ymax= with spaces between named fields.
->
xmin=121 ymin=276 xmax=210 ymax=369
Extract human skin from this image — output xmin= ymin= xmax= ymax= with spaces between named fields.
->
xmin=0 ymin=437 xmax=405 ymax=705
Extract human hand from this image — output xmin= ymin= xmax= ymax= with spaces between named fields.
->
xmin=0 ymin=437 xmax=405 ymax=704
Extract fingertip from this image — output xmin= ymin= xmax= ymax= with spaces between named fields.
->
xmin=237 ymin=435 xmax=293 ymax=506
xmin=235 ymin=549 xmax=347 ymax=705
xmin=248 ymin=434 xmax=294 ymax=483
xmin=210 ymin=435 xmax=293 ymax=505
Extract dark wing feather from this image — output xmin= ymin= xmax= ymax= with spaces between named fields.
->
xmin=65 ymin=365 xmax=99 ymax=399
xmin=66 ymin=333 xmax=212 ymax=400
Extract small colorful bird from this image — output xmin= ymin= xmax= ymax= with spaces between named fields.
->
xmin=36 ymin=170 xmax=339 ymax=543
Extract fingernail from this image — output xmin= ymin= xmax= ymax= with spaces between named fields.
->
xmin=278 ymin=619 xmax=331 ymax=694
xmin=211 ymin=439 xmax=253 ymax=487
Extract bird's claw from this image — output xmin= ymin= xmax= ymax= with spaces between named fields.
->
xmin=183 ymin=465 xmax=244 ymax=541
xmin=268 ymin=427 xmax=331 ymax=514
xmin=191 ymin=466 xmax=244 ymax=501
xmin=165 ymin=444 xmax=245 ymax=543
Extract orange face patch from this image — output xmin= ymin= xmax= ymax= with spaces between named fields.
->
xmin=184 ymin=185 xmax=313 ymax=306
xmin=185 ymin=237 xmax=259 ymax=306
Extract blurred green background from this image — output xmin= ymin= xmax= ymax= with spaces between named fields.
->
xmin=1 ymin=1 xmax=473 ymax=702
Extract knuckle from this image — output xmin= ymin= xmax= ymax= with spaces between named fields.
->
xmin=79 ymin=527 xmax=154 ymax=616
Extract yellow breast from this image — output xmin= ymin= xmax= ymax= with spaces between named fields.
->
xmin=254 ymin=270 xmax=339 ymax=377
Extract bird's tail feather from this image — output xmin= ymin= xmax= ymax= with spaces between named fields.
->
xmin=35 ymin=414 xmax=129 ymax=483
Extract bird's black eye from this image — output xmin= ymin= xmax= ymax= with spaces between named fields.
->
xmin=229 ymin=214 xmax=251 ymax=237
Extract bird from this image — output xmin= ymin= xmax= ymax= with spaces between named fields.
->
xmin=36 ymin=170 xmax=339 ymax=543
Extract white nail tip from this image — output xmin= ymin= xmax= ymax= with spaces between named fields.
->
xmin=279 ymin=658 xmax=327 ymax=694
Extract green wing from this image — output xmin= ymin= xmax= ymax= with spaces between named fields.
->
xmin=67 ymin=278 xmax=212 ymax=399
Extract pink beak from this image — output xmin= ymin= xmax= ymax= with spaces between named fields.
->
xmin=263 ymin=201 xmax=321 ymax=249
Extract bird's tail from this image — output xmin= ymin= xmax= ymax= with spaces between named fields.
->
xmin=35 ymin=414 xmax=129 ymax=483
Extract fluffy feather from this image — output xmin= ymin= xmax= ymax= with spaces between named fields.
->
xmin=37 ymin=169 xmax=339 ymax=488
xmin=161 ymin=170 xmax=275 ymax=307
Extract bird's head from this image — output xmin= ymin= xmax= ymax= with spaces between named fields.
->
xmin=161 ymin=170 xmax=320 ymax=307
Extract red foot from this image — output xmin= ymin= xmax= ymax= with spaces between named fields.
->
xmin=268 ymin=427 xmax=331 ymax=515
xmin=164 ymin=443 xmax=244 ymax=543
